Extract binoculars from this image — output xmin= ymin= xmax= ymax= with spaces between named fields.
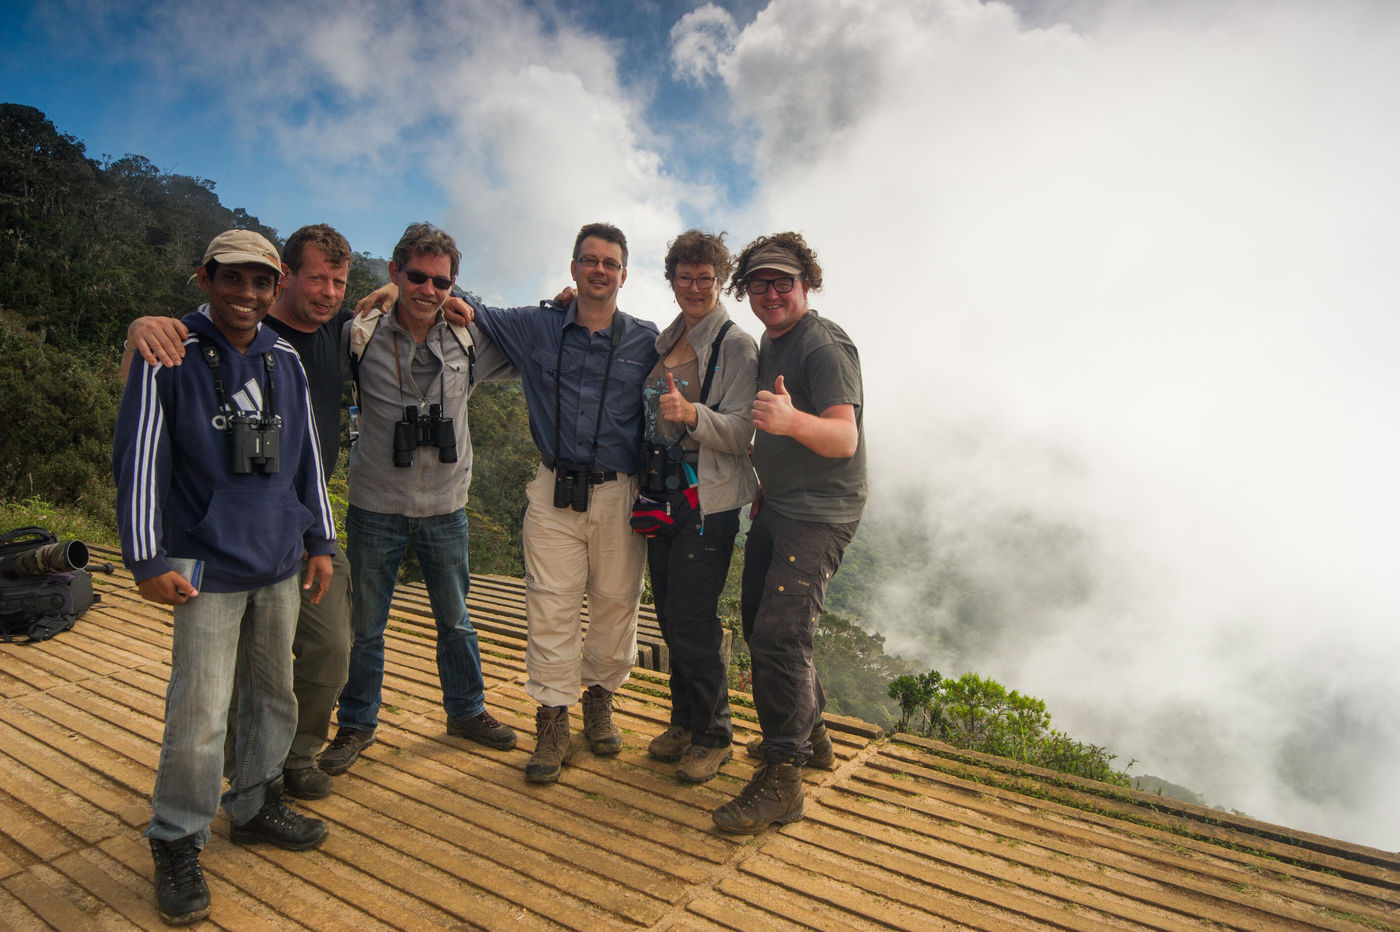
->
xmin=393 ymin=404 xmax=458 ymax=467
xmin=228 ymin=412 xmax=282 ymax=475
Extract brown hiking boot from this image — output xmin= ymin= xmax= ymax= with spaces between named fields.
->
xmin=647 ymin=725 xmax=691 ymax=762
xmin=745 ymin=720 xmax=834 ymax=770
xmin=675 ymin=743 xmax=732 ymax=783
xmin=580 ymin=684 xmax=622 ymax=756
xmin=524 ymin=705 xmax=573 ymax=783
xmin=712 ymin=762 xmax=805 ymax=834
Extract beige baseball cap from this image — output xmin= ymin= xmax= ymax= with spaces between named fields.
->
xmin=196 ymin=229 xmax=283 ymax=276
xmin=740 ymin=242 xmax=803 ymax=278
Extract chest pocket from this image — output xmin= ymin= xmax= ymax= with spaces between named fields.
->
xmin=442 ymin=358 xmax=470 ymax=400
xmin=606 ymin=356 xmax=649 ymax=416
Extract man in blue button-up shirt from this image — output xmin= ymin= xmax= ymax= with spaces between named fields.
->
xmin=473 ymin=223 xmax=659 ymax=783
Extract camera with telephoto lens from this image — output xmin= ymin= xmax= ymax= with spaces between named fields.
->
xmin=392 ymin=404 xmax=458 ymax=467
xmin=553 ymin=466 xmax=591 ymax=512
xmin=228 ymin=412 xmax=281 ymax=474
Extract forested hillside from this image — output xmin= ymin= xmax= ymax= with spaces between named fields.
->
xmin=0 ymin=103 xmax=535 ymax=573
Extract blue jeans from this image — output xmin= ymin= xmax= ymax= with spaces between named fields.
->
xmin=146 ymin=575 xmax=299 ymax=843
xmin=338 ymin=505 xmax=486 ymax=731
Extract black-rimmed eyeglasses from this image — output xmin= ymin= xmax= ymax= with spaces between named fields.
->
xmin=574 ymin=255 xmax=624 ymax=273
xmin=746 ymin=276 xmax=797 ymax=295
xmin=674 ymin=274 xmax=716 ymax=290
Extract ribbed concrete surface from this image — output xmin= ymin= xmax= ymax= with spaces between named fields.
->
xmin=1 ymin=551 xmax=1396 ymax=930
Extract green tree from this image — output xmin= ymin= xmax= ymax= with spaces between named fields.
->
xmin=890 ymin=668 xmax=1132 ymax=787
xmin=888 ymin=670 xmax=942 ymax=732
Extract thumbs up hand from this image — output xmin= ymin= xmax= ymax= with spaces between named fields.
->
xmin=659 ymin=371 xmax=698 ymax=427
xmin=752 ymin=374 xmax=796 ymax=435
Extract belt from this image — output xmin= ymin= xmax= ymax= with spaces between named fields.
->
xmin=542 ymin=458 xmax=624 ymax=484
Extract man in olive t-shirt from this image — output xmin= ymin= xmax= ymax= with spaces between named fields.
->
xmin=712 ymin=232 xmax=867 ymax=835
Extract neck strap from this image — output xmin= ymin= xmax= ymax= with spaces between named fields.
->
xmin=199 ymin=337 xmax=275 ymax=417
xmin=553 ymin=309 xmax=623 ymax=473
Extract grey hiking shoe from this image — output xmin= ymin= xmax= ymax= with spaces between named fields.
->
xmin=712 ymin=761 xmax=805 ymax=834
xmin=647 ymin=725 xmax=692 ymax=762
xmin=446 ymin=710 xmax=518 ymax=750
xmin=150 ymin=835 xmax=210 ymax=926
xmin=746 ymin=720 xmax=834 ymax=770
xmin=317 ymin=726 xmax=376 ymax=776
xmin=676 ymin=743 xmax=732 ymax=783
xmin=580 ymin=684 xmax=621 ymax=756
xmin=524 ymin=705 xmax=574 ymax=783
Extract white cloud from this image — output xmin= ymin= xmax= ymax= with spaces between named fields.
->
xmin=111 ymin=0 xmax=690 ymax=316
xmin=711 ymin=0 xmax=1400 ymax=848
xmin=669 ymin=3 xmax=739 ymax=84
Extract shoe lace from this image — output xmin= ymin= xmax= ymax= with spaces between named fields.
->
xmin=533 ymin=707 xmax=566 ymax=741
xmin=259 ymin=796 xmax=299 ymax=830
xmin=165 ymin=839 xmax=205 ymax=890
xmin=736 ymin=764 xmax=782 ymax=807
xmin=327 ymin=729 xmax=359 ymax=750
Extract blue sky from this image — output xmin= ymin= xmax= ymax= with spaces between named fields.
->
xmin=3 ymin=0 xmax=764 ymax=293
xmin=5 ymin=0 xmax=1400 ymax=848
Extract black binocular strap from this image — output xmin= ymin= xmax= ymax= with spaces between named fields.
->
xmin=553 ymin=314 xmax=624 ymax=480
xmin=198 ymin=338 xmax=275 ymax=417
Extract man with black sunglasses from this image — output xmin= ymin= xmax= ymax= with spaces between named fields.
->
xmin=320 ymin=222 xmax=520 ymax=776
xmin=352 ymin=222 xmax=660 ymax=784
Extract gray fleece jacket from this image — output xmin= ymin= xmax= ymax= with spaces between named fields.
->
xmin=653 ymin=303 xmax=760 ymax=515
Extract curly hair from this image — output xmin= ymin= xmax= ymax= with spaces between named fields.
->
xmin=283 ymin=223 xmax=351 ymax=273
xmin=727 ymin=231 xmax=823 ymax=299
xmin=392 ymin=222 xmax=461 ymax=278
xmin=664 ymin=229 xmax=731 ymax=283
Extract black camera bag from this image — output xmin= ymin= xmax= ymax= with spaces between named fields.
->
xmin=0 ymin=526 xmax=101 ymax=643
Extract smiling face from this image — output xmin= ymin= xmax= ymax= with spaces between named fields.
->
xmin=746 ymin=269 xmax=810 ymax=338
xmin=570 ymin=235 xmax=627 ymax=306
xmin=389 ymin=250 xmax=453 ymax=333
xmin=279 ymin=244 xmax=348 ymax=332
xmin=198 ymin=261 xmax=280 ymax=350
xmin=672 ymin=261 xmax=720 ymax=324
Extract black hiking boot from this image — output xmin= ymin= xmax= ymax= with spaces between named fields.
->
xmin=150 ymin=835 xmax=210 ymax=926
xmin=447 ymin=709 xmax=519 ymax=750
xmin=230 ymin=785 xmax=329 ymax=851
xmin=283 ymin=765 xmax=333 ymax=800
xmin=316 ymin=725 xmax=376 ymax=775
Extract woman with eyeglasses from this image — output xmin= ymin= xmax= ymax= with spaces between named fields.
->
xmin=639 ymin=230 xmax=759 ymax=784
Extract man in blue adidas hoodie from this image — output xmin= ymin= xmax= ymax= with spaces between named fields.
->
xmin=112 ymin=229 xmax=336 ymax=927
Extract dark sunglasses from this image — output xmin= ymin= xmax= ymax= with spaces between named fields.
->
xmin=403 ymin=268 xmax=453 ymax=290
